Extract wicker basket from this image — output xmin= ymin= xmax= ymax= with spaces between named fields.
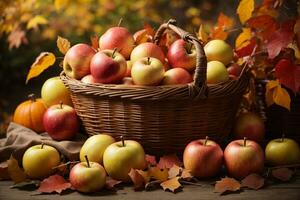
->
xmin=61 ymin=20 xmax=250 ymax=155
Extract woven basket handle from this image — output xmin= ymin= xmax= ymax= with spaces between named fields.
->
xmin=154 ymin=19 xmax=207 ymax=89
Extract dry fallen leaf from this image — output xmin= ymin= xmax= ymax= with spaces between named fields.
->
xmin=145 ymin=154 xmax=157 ymax=166
xmin=241 ymin=173 xmax=264 ymax=190
xmin=7 ymin=156 xmax=27 ymax=184
xmin=128 ymin=168 xmax=144 ymax=190
xmin=105 ymin=177 xmax=122 ymax=190
xmin=10 ymin=180 xmax=40 ymax=190
xmin=160 ymin=177 xmax=182 ymax=193
xmin=181 ymin=169 xmax=193 ymax=181
xmin=272 ymin=168 xmax=294 ymax=182
xmin=136 ymin=170 xmax=150 ymax=184
xmin=0 ymin=161 xmax=9 ymax=180
xmin=38 ymin=174 xmax=72 ymax=194
xmin=57 ymin=36 xmax=70 ymax=55
xmin=157 ymin=154 xmax=182 ymax=169
xmin=148 ymin=167 xmax=169 ymax=182
xmin=215 ymin=177 xmax=241 ymax=195
xmin=168 ymin=165 xmax=182 ymax=179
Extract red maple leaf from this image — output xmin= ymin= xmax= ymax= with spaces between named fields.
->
xmin=38 ymin=175 xmax=72 ymax=194
xmin=275 ymin=58 xmax=300 ymax=93
xmin=265 ymin=19 xmax=295 ymax=59
xmin=157 ymin=154 xmax=182 ymax=169
xmin=247 ymin=15 xmax=278 ymax=41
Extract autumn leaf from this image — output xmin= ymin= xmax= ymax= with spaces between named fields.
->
xmin=148 ymin=167 xmax=169 ymax=182
xmin=7 ymin=156 xmax=27 ymax=184
xmin=0 ymin=161 xmax=10 ymax=180
xmin=26 ymin=52 xmax=56 ymax=83
xmin=145 ymin=180 xmax=161 ymax=191
xmin=8 ymin=28 xmax=28 ymax=50
xmin=272 ymin=168 xmax=294 ymax=182
xmin=128 ymin=168 xmax=145 ymax=190
xmin=241 ymin=173 xmax=264 ymax=190
xmin=55 ymin=0 xmax=69 ymax=10
xmin=10 ymin=180 xmax=40 ymax=190
xmin=247 ymin=15 xmax=278 ymax=41
xmin=181 ymin=169 xmax=193 ymax=181
xmin=265 ymin=80 xmax=291 ymax=110
xmin=266 ymin=19 xmax=295 ymax=59
xmin=144 ymin=23 xmax=155 ymax=37
xmin=235 ymin=28 xmax=252 ymax=48
xmin=275 ymin=59 xmax=300 ymax=93
xmin=90 ymin=35 xmax=99 ymax=50
xmin=27 ymin=15 xmax=48 ymax=30
xmin=237 ymin=0 xmax=254 ymax=24
xmin=256 ymin=4 xmax=279 ymax=18
xmin=38 ymin=175 xmax=72 ymax=194
xmin=211 ymin=13 xmax=234 ymax=40
xmin=215 ymin=177 xmax=241 ymax=194
xmin=136 ymin=170 xmax=150 ymax=184
xmin=57 ymin=36 xmax=70 ymax=55
xmin=157 ymin=154 xmax=182 ymax=169
xmin=160 ymin=177 xmax=182 ymax=193
xmin=235 ymin=38 xmax=257 ymax=58
xmin=145 ymin=154 xmax=157 ymax=166
xmin=198 ymin=24 xmax=209 ymax=43
xmin=105 ymin=177 xmax=122 ymax=190
xmin=168 ymin=165 xmax=182 ymax=179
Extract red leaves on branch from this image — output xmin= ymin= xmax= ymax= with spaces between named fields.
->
xmin=211 ymin=13 xmax=234 ymax=41
xmin=247 ymin=15 xmax=278 ymax=41
xmin=241 ymin=173 xmax=264 ymax=190
xmin=157 ymin=154 xmax=182 ymax=169
xmin=275 ymin=59 xmax=300 ymax=93
xmin=215 ymin=177 xmax=241 ymax=195
xmin=38 ymin=175 xmax=72 ymax=194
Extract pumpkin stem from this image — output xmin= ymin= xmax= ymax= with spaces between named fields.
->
xmin=85 ymin=155 xmax=90 ymax=168
xmin=28 ymin=94 xmax=36 ymax=102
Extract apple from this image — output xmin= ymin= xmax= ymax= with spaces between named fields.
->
xmin=206 ymin=61 xmax=229 ymax=84
xmin=125 ymin=60 xmax=133 ymax=77
xmin=63 ymin=43 xmax=96 ymax=79
xmin=131 ymin=57 xmax=165 ymax=86
xmin=130 ymin=42 xmax=165 ymax=64
xmin=167 ymin=39 xmax=196 ymax=71
xmin=43 ymin=102 xmax=79 ymax=141
xmin=80 ymin=134 xmax=115 ymax=164
xmin=103 ymin=136 xmax=146 ymax=182
xmin=22 ymin=144 xmax=60 ymax=179
xmin=183 ymin=136 xmax=223 ymax=177
xmin=99 ymin=26 xmax=134 ymax=59
xmin=227 ymin=63 xmax=242 ymax=78
xmin=234 ymin=112 xmax=265 ymax=142
xmin=70 ymin=156 xmax=106 ymax=193
xmin=41 ymin=76 xmax=73 ymax=107
xmin=122 ymin=77 xmax=134 ymax=85
xmin=81 ymin=74 xmax=95 ymax=84
xmin=204 ymin=39 xmax=233 ymax=65
xmin=224 ymin=138 xmax=264 ymax=179
xmin=90 ymin=49 xmax=127 ymax=84
xmin=265 ymin=136 xmax=300 ymax=166
xmin=162 ymin=68 xmax=193 ymax=85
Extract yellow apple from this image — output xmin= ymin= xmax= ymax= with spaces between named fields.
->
xmin=80 ymin=134 xmax=115 ymax=164
xmin=204 ymin=39 xmax=233 ymax=65
xmin=41 ymin=76 xmax=73 ymax=107
xmin=22 ymin=144 xmax=60 ymax=179
xmin=206 ymin=61 xmax=229 ymax=84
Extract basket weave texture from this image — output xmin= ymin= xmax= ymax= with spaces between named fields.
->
xmin=61 ymin=20 xmax=250 ymax=155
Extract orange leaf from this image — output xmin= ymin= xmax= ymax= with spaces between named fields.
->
xmin=128 ymin=168 xmax=144 ymax=190
xmin=136 ymin=170 xmax=150 ymax=184
xmin=90 ymin=35 xmax=99 ymax=50
xmin=105 ymin=177 xmax=122 ymax=190
xmin=26 ymin=52 xmax=56 ymax=84
xmin=38 ymin=175 xmax=72 ymax=194
xmin=160 ymin=177 xmax=182 ymax=193
xmin=237 ymin=0 xmax=254 ymax=24
xmin=265 ymin=80 xmax=291 ymax=110
xmin=157 ymin=154 xmax=182 ymax=169
xmin=57 ymin=36 xmax=70 ymax=55
xmin=272 ymin=168 xmax=294 ymax=182
xmin=198 ymin=24 xmax=209 ymax=43
xmin=241 ymin=173 xmax=264 ymax=190
xmin=235 ymin=28 xmax=252 ymax=48
xmin=168 ymin=165 xmax=182 ymax=179
xmin=7 ymin=156 xmax=27 ymax=184
xmin=181 ymin=169 xmax=193 ymax=181
xmin=247 ymin=15 xmax=278 ymax=41
xmin=148 ymin=167 xmax=169 ymax=182
xmin=215 ymin=177 xmax=241 ymax=194
xmin=211 ymin=13 xmax=234 ymax=40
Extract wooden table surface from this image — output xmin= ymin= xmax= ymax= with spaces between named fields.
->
xmin=1 ymin=177 xmax=300 ymax=200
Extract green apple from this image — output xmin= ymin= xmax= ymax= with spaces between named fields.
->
xmin=206 ymin=61 xmax=229 ymax=84
xmin=41 ymin=77 xmax=73 ymax=107
xmin=70 ymin=156 xmax=106 ymax=193
xmin=103 ymin=137 xmax=146 ymax=182
xmin=265 ymin=137 xmax=300 ymax=166
xmin=80 ymin=134 xmax=115 ymax=164
xmin=204 ymin=39 xmax=233 ymax=65
xmin=22 ymin=144 xmax=60 ymax=179
xmin=131 ymin=57 xmax=165 ymax=86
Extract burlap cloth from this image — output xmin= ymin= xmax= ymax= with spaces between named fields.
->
xmin=0 ymin=122 xmax=87 ymax=162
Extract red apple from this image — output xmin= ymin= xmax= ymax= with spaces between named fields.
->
xmin=234 ymin=112 xmax=265 ymax=142
xmin=90 ymin=49 xmax=127 ymax=84
xmin=43 ymin=102 xmax=79 ymax=141
xmin=70 ymin=156 xmax=106 ymax=193
xmin=81 ymin=74 xmax=95 ymax=84
xmin=131 ymin=57 xmax=165 ymax=86
xmin=183 ymin=137 xmax=223 ymax=178
xmin=63 ymin=44 xmax=96 ymax=79
xmin=130 ymin=42 xmax=165 ymax=64
xmin=227 ymin=63 xmax=242 ymax=78
xmin=99 ymin=27 xmax=134 ymax=59
xmin=162 ymin=68 xmax=193 ymax=85
xmin=167 ymin=39 xmax=196 ymax=71
xmin=224 ymin=138 xmax=264 ymax=179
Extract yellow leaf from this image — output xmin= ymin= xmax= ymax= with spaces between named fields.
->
xmin=57 ymin=36 xmax=70 ymax=55
xmin=148 ymin=167 xmax=169 ymax=182
xmin=26 ymin=52 xmax=56 ymax=84
xmin=237 ymin=0 xmax=254 ymax=24
xmin=235 ymin=28 xmax=252 ymax=48
xmin=27 ymin=15 xmax=48 ymax=30
xmin=160 ymin=177 xmax=181 ymax=193
xmin=55 ymin=0 xmax=69 ymax=10
xmin=266 ymin=80 xmax=280 ymax=90
xmin=198 ymin=24 xmax=208 ymax=43
xmin=265 ymin=80 xmax=291 ymax=110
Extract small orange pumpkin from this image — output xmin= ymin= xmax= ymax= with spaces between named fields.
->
xmin=13 ymin=94 xmax=47 ymax=133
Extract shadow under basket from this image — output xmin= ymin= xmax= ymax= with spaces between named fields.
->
xmin=61 ymin=20 xmax=250 ymax=155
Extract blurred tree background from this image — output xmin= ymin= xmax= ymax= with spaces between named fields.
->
xmin=0 ymin=0 xmax=298 ymax=133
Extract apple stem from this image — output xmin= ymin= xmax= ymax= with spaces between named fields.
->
xmin=120 ymin=136 xmax=125 ymax=147
xmin=85 ymin=155 xmax=90 ymax=168
xmin=41 ymin=143 xmax=44 ymax=149
xmin=187 ymin=43 xmax=193 ymax=54
xmin=147 ymin=57 xmax=150 ymax=65
xmin=118 ymin=18 xmax=123 ymax=27
xmin=204 ymin=136 xmax=208 ymax=146
xmin=112 ymin=48 xmax=117 ymax=58
xmin=281 ymin=134 xmax=285 ymax=142
xmin=59 ymin=101 xmax=63 ymax=109
xmin=243 ymin=137 xmax=247 ymax=147
xmin=28 ymin=93 xmax=36 ymax=102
